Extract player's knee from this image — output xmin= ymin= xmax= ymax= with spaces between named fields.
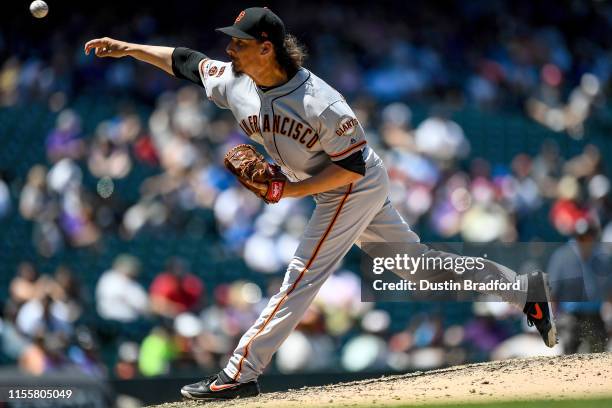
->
xmin=279 ymin=258 xmax=306 ymax=285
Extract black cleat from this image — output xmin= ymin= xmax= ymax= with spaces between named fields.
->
xmin=523 ymin=271 xmax=557 ymax=348
xmin=180 ymin=371 xmax=260 ymax=401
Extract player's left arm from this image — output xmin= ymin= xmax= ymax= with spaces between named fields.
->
xmin=317 ymin=99 xmax=367 ymax=161
xmin=282 ymin=99 xmax=367 ymax=198
xmin=283 ymin=99 xmax=366 ymax=195
xmin=282 ymin=161 xmax=363 ymax=198
xmin=244 ymin=159 xmax=362 ymax=199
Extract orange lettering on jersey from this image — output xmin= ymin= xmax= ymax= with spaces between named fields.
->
xmin=300 ymin=128 xmax=312 ymax=143
xmin=263 ymin=114 xmax=271 ymax=132
xmin=248 ymin=116 xmax=254 ymax=133
xmin=216 ymin=66 xmax=225 ymax=77
xmin=262 ymin=114 xmax=317 ymax=148
xmin=208 ymin=66 xmax=218 ymax=77
xmin=280 ymin=117 xmax=290 ymax=135
xmin=287 ymin=119 xmax=296 ymax=138
xmin=248 ymin=115 xmax=260 ymax=134
xmin=306 ymin=134 xmax=319 ymax=148
xmin=251 ymin=115 xmax=260 ymax=133
xmin=292 ymin=123 xmax=303 ymax=140
xmin=240 ymin=119 xmax=253 ymax=136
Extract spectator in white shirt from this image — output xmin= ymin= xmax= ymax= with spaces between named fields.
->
xmin=95 ymin=254 xmax=149 ymax=322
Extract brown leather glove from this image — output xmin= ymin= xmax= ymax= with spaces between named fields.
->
xmin=224 ymin=144 xmax=287 ymax=204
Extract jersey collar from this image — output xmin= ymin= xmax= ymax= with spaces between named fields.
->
xmin=256 ymin=68 xmax=310 ymax=97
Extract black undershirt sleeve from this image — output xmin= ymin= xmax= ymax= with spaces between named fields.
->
xmin=334 ymin=149 xmax=366 ymax=176
xmin=171 ymin=47 xmax=207 ymax=87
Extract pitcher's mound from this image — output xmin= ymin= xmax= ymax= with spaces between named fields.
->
xmin=150 ymin=352 xmax=612 ymax=407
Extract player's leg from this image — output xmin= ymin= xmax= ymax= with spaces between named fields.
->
xmin=357 ymin=201 xmax=527 ymax=305
xmin=223 ymin=168 xmax=390 ymax=383
xmin=181 ymin=166 xmax=390 ymax=399
xmin=357 ymin=199 xmax=557 ymax=347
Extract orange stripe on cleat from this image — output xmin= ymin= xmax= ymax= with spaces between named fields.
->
xmin=209 ymin=380 xmax=240 ymax=392
xmin=530 ymin=303 xmax=543 ymax=320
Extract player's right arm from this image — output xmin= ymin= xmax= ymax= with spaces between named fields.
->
xmin=84 ymin=37 xmax=207 ymax=86
xmin=84 ymin=37 xmax=176 ymax=75
xmin=84 ymin=37 xmax=231 ymax=107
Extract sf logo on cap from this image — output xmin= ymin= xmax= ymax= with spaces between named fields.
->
xmin=235 ymin=10 xmax=246 ymax=23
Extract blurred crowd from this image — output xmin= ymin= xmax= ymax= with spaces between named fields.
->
xmin=2 ymin=1 xmax=611 ymax=111
xmin=10 ymin=88 xmax=612 ymax=260
xmin=1 ymin=261 xmax=102 ymax=376
xmin=1 ymin=0 xmax=612 ymax=379
xmin=7 ymin=254 xmax=608 ymax=380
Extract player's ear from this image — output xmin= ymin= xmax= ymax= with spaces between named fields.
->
xmin=260 ymin=41 xmax=273 ymax=56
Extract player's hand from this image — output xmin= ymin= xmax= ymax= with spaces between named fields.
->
xmin=84 ymin=37 xmax=130 ymax=58
xmin=243 ymin=180 xmax=268 ymax=197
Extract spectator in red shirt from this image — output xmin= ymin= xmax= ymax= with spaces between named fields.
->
xmin=149 ymin=257 xmax=204 ymax=318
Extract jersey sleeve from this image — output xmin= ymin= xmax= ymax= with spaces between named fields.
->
xmin=317 ymin=99 xmax=367 ymax=161
xmin=198 ymin=58 xmax=234 ymax=109
xmin=172 ymin=47 xmax=206 ymax=87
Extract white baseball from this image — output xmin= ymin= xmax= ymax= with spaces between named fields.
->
xmin=30 ymin=0 xmax=49 ymax=19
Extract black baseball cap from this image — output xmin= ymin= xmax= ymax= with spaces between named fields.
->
xmin=216 ymin=7 xmax=286 ymax=45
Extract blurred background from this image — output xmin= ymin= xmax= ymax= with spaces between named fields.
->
xmin=1 ymin=0 xmax=611 ymax=406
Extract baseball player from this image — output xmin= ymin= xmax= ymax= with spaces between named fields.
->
xmin=84 ymin=7 xmax=557 ymax=401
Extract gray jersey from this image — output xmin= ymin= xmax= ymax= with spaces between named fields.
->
xmin=198 ymin=58 xmax=374 ymax=181
xmin=197 ymin=58 xmax=528 ymax=384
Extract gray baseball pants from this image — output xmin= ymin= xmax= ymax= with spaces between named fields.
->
xmin=223 ymin=162 xmax=528 ymax=382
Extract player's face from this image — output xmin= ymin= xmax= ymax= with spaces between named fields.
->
xmin=226 ymin=37 xmax=263 ymax=76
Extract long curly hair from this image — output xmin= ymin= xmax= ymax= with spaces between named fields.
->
xmin=273 ymin=34 xmax=308 ymax=75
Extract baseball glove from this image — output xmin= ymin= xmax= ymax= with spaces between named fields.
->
xmin=224 ymin=144 xmax=287 ymax=204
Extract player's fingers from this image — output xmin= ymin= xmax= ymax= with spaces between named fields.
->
xmin=84 ymin=39 xmax=102 ymax=55
xmin=85 ymin=43 xmax=103 ymax=55
xmin=94 ymin=47 xmax=110 ymax=57
xmin=85 ymin=39 xmax=114 ymax=56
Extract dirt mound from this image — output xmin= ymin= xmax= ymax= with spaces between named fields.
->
xmin=150 ymin=352 xmax=612 ymax=407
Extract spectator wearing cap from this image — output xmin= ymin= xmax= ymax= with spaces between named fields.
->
xmin=149 ymin=257 xmax=204 ymax=319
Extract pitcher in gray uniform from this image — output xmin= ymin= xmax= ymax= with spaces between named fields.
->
xmin=84 ymin=7 xmax=557 ymax=401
